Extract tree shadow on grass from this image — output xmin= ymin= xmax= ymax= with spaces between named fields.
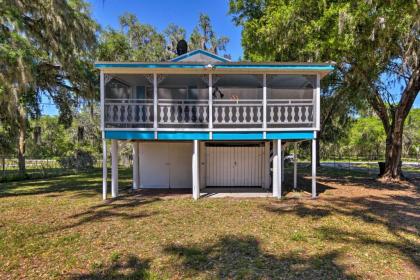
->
xmin=164 ymin=235 xmax=357 ymax=279
xmin=0 ymin=168 xmax=132 ymax=198
xmin=263 ymin=191 xmax=419 ymax=269
xmin=53 ymin=196 xmax=161 ymax=232
xmin=68 ymin=254 xmax=152 ymax=280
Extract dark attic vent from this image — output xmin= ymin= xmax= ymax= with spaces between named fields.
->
xmin=176 ymin=39 xmax=188 ymax=56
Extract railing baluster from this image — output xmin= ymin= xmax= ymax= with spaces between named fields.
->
xmin=160 ymin=106 xmax=164 ymax=123
xmin=298 ymin=106 xmax=302 ymax=123
xmin=270 ymin=106 xmax=274 ymax=123
xmin=202 ymin=106 xmax=207 ymax=123
xmin=291 ymin=105 xmax=296 ymax=123
xmin=188 ymin=105 xmax=192 ymax=123
xmin=235 ymin=106 xmax=240 ymax=123
xmin=228 ymin=107 xmax=233 ymax=123
xmin=221 ymin=107 xmax=226 ymax=124
xmin=284 ymin=106 xmax=289 ymax=123
xmin=242 ymin=106 xmax=247 ymax=123
xmin=257 ymin=106 xmax=261 ymax=123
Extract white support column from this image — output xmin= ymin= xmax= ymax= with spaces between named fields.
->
xmin=293 ymin=142 xmax=298 ymax=190
xmin=111 ymin=139 xmax=119 ymax=198
xmin=138 ymin=142 xmax=142 ymax=188
xmin=281 ymin=145 xmax=285 ymax=182
xmin=315 ymin=73 xmax=321 ymax=130
xmin=102 ymin=136 xmax=107 ymax=200
xmin=312 ymin=139 xmax=317 ymax=198
xmin=263 ymin=73 xmax=267 ymax=139
xmin=153 ymin=73 xmax=158 ymax=139
xmin=272 ymin=139 xmax=282 ymax=198
xmin=100 ymin=71 xmax=105 ymax=131
xmin=263 ymin=141 xmax=270 ymax=189
xmin=132 ymin=142 xmax=139 ymax=190
xmin=192 ymin=140 xmax=200 ymax=200
xmin=208 ymin=74 xmax=213 ymax=139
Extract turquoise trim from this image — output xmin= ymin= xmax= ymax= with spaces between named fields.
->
xmin=158 ymin=132 xmax=209 ymax=140
xmin=105 ymin=131 xmax=154 ymax=140
xmin=170 ymin=49 xmax=230 ymax=62
xmin=266 ymin=132 xmax=315 ymax=140
xmin=216 ymin=65 xmax=334 ymax=71
xmin=95 ymin=63 xmax=206 ymax=69
xmin=213 ymin=132 xmax=264 ymax=140
xmin=104 ymin=131 xmax=315 ymax=140
xmin=95 ymin=63 xmax=333 ymax=71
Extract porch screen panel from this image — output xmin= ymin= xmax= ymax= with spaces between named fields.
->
xmin=157 ymin=75 xmax=209 ymax=129
xmin=267 ymin=74 xmax=316 ymax=128
xmin=212 ymin=74 xmax=263 ymax=128
xmin=104 ymin=74 xmax=154 ymax=128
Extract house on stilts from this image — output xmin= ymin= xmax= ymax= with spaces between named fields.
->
xmin=95 ymin=48 xmax=333 ymax=199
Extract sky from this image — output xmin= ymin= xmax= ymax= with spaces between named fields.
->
xmin=41 ymin=0 xmax=242 ymax=115
xmin=41 ymin=0 xmax=419 ymax=115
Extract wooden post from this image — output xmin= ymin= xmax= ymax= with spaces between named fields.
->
xmin=132 ymin=142 xmax=139 ymax=190
xmin=209 ymin=74 xmax=213 ymax=140
xmin=111 ymin=139 xmax=118 ymax=198
xmin=192 ymin=140 xmax=200 ymax=200
xmin=273 ymin=139 xmax=282 ymax=198
xmin=263 ymin=73 xmax=267 ymax=139
xmin=153 ymin=73 xmax=158 ymax=139
xmin=264 ymin=141 xmax=270 ymax=189
xmin=312 ymin=139 xmax=317 ymax=198
xmin=102 ymin=137 xmax=107 ymax=200
xmin=293 ymin=142 xmax=297 ymax=190
xmin=281 ymin=145 xmax=284 ymax=182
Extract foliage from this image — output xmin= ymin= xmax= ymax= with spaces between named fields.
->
xmin=188 ymin=13 xmax=230 ymax=58
xmin=97 ymin=12 xmax=230 ymax=62
xmin=58 ymin=149 xmax=95 ymax=170
xmin=0 ymin=0 xmax=99 ymax=172
xmin=23 ymin=105 xmax=101 ymax=159
xmin=321 ymin=109 xmax=420 ymax=158
xmin=229 ymin=0 xmax=419 ymax=178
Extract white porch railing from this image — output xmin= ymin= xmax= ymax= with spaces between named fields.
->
xmin=213 ymin=99 xmax=263 ymax=127
xmin=104 ymin=98 xmax=314 ymax=129
xmin=267 ymin=99 xmax=314 ymax=127
xmin=105 ymin=99 xmax=154 ymax=127
xmin=158 ymin=99 xmax=209 ymax=126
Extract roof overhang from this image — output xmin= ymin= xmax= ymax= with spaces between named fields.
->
xmin=95 ymin=62 xmax=334 ymax=78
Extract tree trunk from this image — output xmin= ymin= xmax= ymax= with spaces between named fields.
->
xmin=382 ymin=124 xmax=403 ymax=179
xmin=368 ymin=68 xmax=419 ymax=181
xmin=17 ymin=104 xmax=26 ymax=174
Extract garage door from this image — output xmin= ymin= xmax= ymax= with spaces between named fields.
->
xmin=139 ymin=142 xmax=192 ymax=188
xmin=206 ymin=144 xmax=264 ymax=187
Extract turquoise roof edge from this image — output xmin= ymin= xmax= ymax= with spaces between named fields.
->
xmin=104 ymin=131 xmax=315 ymax=140
xmin=170 ymin=49 xmax=230 ymax=62
xmin=95 ymin=63 xmax=334 ymax=71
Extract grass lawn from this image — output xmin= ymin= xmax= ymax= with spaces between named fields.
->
xmin=0 ymin=168 xmax=418 ymax=279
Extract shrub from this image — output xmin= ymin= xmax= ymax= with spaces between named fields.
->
xmin=59 ymin=150 xmax=95 ymax=170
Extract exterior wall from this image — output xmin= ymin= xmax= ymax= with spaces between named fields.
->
xmin=136 ymin=141 xmax=273 ymax=189
xmin=206 ymin=144 xmax=264 ymax=187
xmin=139 ymin=142 xmax=192 ymax=188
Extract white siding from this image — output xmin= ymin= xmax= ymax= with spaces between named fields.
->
xmin=206 ymin=145 xmax=264 ymax=187
xmin=139 ymin=142 xmax=192 ymax=188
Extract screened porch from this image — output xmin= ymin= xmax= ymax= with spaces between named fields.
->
xmin=103 ymin=73 xmax=318 ymax=131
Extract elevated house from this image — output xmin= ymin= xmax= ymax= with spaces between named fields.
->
xmin=95 ymin=48 xmax=333 ymax=200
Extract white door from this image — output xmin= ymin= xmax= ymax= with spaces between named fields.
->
xmin=169 ymin=143 xmax=192 ymax=188
xmin=140 ymin=142 xmax=170 ymax=188
xmin=206 ymin=145 xmax=263 ymax=187
xmin=139 ymin=142 xmax=192 ymax=189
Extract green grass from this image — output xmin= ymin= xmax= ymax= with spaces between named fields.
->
xmin=0 ymin=168 xmax=418 ymax=279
